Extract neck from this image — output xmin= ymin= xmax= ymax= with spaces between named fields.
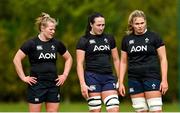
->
xmin=38 ymin=34 xmax=49 ymax=42
xmin=90 ymin=31 xmax=95 ymax=35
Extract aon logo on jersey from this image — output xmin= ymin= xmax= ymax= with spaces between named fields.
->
xmin=130 ymin=45 xmax=147 ymax=53
xmin=38 ymin=53 xmax=56 ymax=59
xmin=93 ymin=45 xmax=110 ymax=52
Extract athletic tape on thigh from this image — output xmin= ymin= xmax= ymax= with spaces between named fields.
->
xmin=131 ymin=97 xmax=148 ymax=111
xmin=147 ymin=97 xmax=162 ymax=111
xmin=87 ymin=96 xmax=102 ymax=110
xmin=103 ymin=95 xmax=119 ymax=110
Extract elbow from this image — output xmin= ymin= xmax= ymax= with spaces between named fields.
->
xmin=13 ymin=57 xmax=17 ymax=65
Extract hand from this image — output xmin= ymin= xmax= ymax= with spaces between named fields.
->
xmin=55 ymin=74 xmax=68 ymax=86
xmin=119 ymin=83 xmax=126 ymax=97
xmin=80 ymin=84 xmax=89 ymax=99
xmin=160 ymin=80 xmax=168 ymax=95
xmin=22 ymin=76 xmax=37 ymax=85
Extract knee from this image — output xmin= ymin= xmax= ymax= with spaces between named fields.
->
xmin=147 ymin=97 xmax=162 ymax=112
xmin=87 ymin=96 xmax=102 ymax=111
xmin=103 ymin=95 xmax=119 ymax=110
xmin=131 ymin=97 xmax=148 ymax=112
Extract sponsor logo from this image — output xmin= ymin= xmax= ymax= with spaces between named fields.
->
xmin=89 ymin=39 xmax=96 ymax=44
xmin=35 ymin=98 xmax=39 ymax=102
xmin=93 ymin=45 xmax=110 ymax=52
xmin=89 ymin=85 xmax=96 ymax=91
xmin=129 ymin=88 xmax=134 ymax=92
xmin=130 ymin=45 xmax=147 ymax=53
xmin=129 ymin=40 xmax=134 ymax=45
xmin=38 ymin=53 xmax=56 ymax=59
xmin=36 ymin=45 xmax=43 ymax=50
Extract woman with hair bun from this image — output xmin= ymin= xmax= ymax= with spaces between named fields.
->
xmin=13 ymin=12 xmax=72 ymax=112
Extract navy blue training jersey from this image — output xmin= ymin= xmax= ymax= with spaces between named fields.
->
xmin=20 ymin=36 xmax=66 ymax=79
xmin=121 ymin=30 xmax=164 ymax=80
xmin=76 ymin=33 xmax=116 ymax=74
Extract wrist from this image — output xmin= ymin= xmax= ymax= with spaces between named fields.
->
xmin=63 ymin=73 xmax=68 ymax=77
xmin=80 ymin=83 xmax=86 ymax=87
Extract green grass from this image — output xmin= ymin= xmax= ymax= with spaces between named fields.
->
xmin=0 ymin=102 xmax=179 ymax=112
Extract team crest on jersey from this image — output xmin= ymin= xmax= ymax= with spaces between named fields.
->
xmin=129 ymin=88 xmax=134 ymax=93
xmin=145 ymin=38 xmax=149 ymax=43
xmin=36 ymin=45 xmax=43 ymax=50
xmin=129 ymin=40 xmax=134 ymax=45
xmin=104 ymin=38 xmax=108 ymax=43
xmin=152 ymin=84 xmax=156 ymax=89
xmin=51 ymin=45 xmax=55 ymax=50
xmin=89 ymin=39 xmax=96 ymax=44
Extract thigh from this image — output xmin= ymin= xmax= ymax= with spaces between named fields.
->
xmin=128 ymin=79 xmax=144 ymax=95
xmin=85 ymin=71 xmax=102 ymax=92
xmin=45 ymin=102 xmax=59 ymax=112
xmin=102 ymin=75 xmax=117 ymax=91
xmin=102 ymin=90 xmax=119 ymax=112
xmin=46 ymin=86 xmax=60 ymax=102
xmin=130 ymin=93 xmax=148 ymax=112
xmin=101 ymin=90 xmax=118 ymax=100
xmin=143 ymin=79 xmax=161 ymax=92
xmin=27 ymin=83 xmax=47 ymax=103
xmin=145 ymin=91 xmax=161 ymax=99
xmin=88 ymin=92 xmax=102 ymax=112
xmin=145 ymin=91 xmax=162 ymax=112
xmin=28 ymin=103 xmax=42 ymax=112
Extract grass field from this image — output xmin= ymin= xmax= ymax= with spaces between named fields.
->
xmin=0 ymin=102 xmax=179 ymax=112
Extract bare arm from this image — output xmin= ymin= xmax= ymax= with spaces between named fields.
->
xmin=56 ymin=50 xmax=73 ymax=86
xmin=13 ymin=50 xmax=37 ymax=85
xmin=157 ymin=46 xmax=168 ymax=95
xmin=76 ymin=49 xmax=89 ymax=99
xmin=119 ymin=51 xmax=128 ymax=96
xmin=111 ymin=47 xmax=120 ymax=78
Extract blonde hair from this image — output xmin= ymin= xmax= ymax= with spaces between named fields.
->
xmin=127 ymin=10 xmax=146 ymax=35
xmin=35 ymin=12 xmax=58 ymax=31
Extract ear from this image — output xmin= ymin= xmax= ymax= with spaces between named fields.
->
xmin=40 ymin=25 xmax=46 ymax=32
xmin=90 ymin=22 xmax=93 ymax=28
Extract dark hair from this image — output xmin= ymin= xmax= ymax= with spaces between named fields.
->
xmin=85 ymin=12 xmax=104 ymax=35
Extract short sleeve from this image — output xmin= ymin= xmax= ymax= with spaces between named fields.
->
xmin=20 ymin=39 xmax=35 ymax=55
xmin=153 ymin=33 xmax=165 ymax=49
xmin=121 ymin=36 xmax=128 ymax=52
xmin=57 ymin=41 xmax=67 ymax=55
xmin=108 ymin=35 xmax=116 ymax=49
xmin=76 ymin=37 xmax=88 ymax=51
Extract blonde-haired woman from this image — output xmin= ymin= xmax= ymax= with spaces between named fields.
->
xmin=119 ymin=10 xmax=168 ymax=112
xmin=13 ymin=12 xmax=72 ymax=112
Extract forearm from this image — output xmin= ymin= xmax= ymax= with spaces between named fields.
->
xmin=77 ymin=63 xmax=86 ymax=86
xmin=63 ymin=56 xmax=73 ymax=76
xmin=113 ymin=58 xmax=120 ymax=78
xmin=13 ymin=58 xmax=26 ymax=81
xmin=119 ymin=62 xmax=127 ymax=84
xmin=160 ymin=58 xmax=168 ymax=81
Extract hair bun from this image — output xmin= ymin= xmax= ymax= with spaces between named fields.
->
xmin=41 ymin=12 xmax=50 ymax=18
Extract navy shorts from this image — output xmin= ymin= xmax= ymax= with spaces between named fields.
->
xmin=128 ymin=78 xmax=161 ymax=95
xmin=85 ymin=71 xmax=117 ymax=92
xmin=27 ymin=81 xmax=60 ymax=104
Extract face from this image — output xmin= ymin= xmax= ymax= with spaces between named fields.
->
xmin=90 ymin=17 xmax=105 ymax=35
xmin=41 ymin=21 xmax=56 ymax=40
xmin=132 ymin=17 xmax=146 ymax=35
